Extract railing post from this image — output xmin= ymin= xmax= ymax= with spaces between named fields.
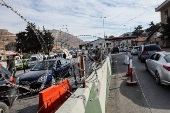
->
xmin=81 ymin=54 xmax=86 ymax=88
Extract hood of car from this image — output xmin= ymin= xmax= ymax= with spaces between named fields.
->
xmin=19 ymin=70 xmax=51 ymax=81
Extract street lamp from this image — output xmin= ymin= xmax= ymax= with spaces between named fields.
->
xmin=101 ymin=17 xmax=106 ymax=38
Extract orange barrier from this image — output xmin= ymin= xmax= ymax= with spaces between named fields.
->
xmin=38 ymin=79 xmax=72 ymax=113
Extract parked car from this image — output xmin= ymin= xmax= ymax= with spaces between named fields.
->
xmin=0 ymin=65 xmax=18 ymax=113
xmin=131 ymin=46 xmax=140 ymax=55
xmin=119 ymin=46 xmax=124 ymax=52
xmin=145 ymin=51 xmax=170 ymax=85
xmin=128 ymin=46 xmax=133 ymax=52
xmin=111 ymin=47 xmax=119 ymax=53
xmin=122 ymin=47 xmax=128 ymax=52
xmin=15 ymin=59 xmax=28 ymax=70
xmin=18 ymin=58 xmax=71 ymax=89
xmin=138 ymin=44 xmax=162 ymax=62
xmin=28 ymin=54 xmax=43 ymax=68
xmin=69 ymin=51 xmax=76 ymax=58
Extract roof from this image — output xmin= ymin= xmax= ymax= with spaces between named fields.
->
xmin=155 ymin=0 xmax=170 ymax=12
xmin=147 ymin=25 xmax=161 ymax=40
xmin=135 ymin=37 xmax=146 ymax=42
xmin=105 ymin=36 xmax=137 ymax=40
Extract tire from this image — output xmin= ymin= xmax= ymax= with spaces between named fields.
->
xmin=145 ymin=63 xmax=149 ymax=71
xmin=0 ymin=102 xmax=9 ymax=113
xmin=155 ymin=71 xmax=161 ymax=85
xmin=65 ymin=68 xmax=72 ymax=78
xmin=50 ymin=76 xmax=56 ymax=86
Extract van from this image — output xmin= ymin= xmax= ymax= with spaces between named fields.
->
xmin=56 ymin=49 xmax=72 ymax=60
xmin=28 ymin=54 xmax=43 ymax=68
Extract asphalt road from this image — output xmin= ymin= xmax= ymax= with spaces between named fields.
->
xmin=107 ymin=52 xmax=170 ymax=113
xmin=9 ymin=58 xmax=92 ymax=113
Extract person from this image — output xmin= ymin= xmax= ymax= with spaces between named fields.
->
xmin=8 ymin=56 xmax=16 ymax=77
xmin=94 ymin=46 xmax=100 ymax=61
xmin=63 ymin=53 xmax=66 ymax=59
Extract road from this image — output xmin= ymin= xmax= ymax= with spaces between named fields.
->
xmin=9 ymin=58 xmax=92 ymax=113
xmin=107 ymin=52 xmax=170 ymax=113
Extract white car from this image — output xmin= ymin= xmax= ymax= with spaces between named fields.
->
xmin=145 ymin=51 xmax=170 ymax=85
xmin=131 ymin=46 xmax=140 ymax=55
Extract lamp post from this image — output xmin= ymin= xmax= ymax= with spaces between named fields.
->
xmin=101 ymin=17 xmax=106 ymax=50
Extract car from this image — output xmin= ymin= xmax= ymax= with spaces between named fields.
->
xmin=119 ymin=46 xmax=124 ymax=52
xmin=145 ymin=51 xmax=170 ymax=85
xmin=128 ymin=46 xmax=133 ymax=52
xmin=69 ymin=51 xmax=76 ymax=58
xmin=131 ymin=46 xmax=140 ymax=55
xmin=111 ymin=47 xmax=119 ymax=53
xmin=122 ymin=47 xmax=128 ymax=52
xmin=0 ymin=65 xmax=18 ymax=113
xmin=28 ymin=54 xmax=43 ymax=68
xmin=15 ymin=59 xmax=28 ymax=70
xmin=18 ymin=58 xmax=71 ymax=89
xmin=138 ymin=44 xmax=162 ymax=62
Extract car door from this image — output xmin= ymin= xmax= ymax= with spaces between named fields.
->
xmin=55 ymin=60 xmax=62 ymax=77
xmin=60 ymin=59 xmax=67 ymax=77
xmin=147 ymin=53 xmax=156 ymax=71
xmin=151 ymin=53 xmax=161 ymax=75
xmin=149 ymin=53 xmax=157 ymax=74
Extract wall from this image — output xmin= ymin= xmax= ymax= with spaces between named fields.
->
xmin=56 ymin=56 xmax=112 ymax=113
xmin=161 ymin=5 xmax=170 ymax=24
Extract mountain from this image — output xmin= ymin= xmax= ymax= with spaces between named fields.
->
xmin=48 ymin=29 xmax=84 ymax=49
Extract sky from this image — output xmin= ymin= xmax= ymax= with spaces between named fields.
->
xmin=0 ymin=0 xmax=165 ymax=41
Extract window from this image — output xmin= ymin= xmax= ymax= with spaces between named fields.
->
xmin=150 ymin=53 xmax=157 ymax=60
xmin=155 ymin=54 xmax=161 ymax=61
xmin=165 ymin=10 xmax=168 ymax=20
xmin=60 ymin=59 xmax=67 ymax=65
xmin=164 ymin=54 xmax=170 ymax=63
xmin=144 ymin=45 xmax=161 ymax=51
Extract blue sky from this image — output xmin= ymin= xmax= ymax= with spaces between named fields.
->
xmin=0 ymin=0 xmax=165 ymax=41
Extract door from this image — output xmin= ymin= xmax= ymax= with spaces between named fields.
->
xmin=147 ymin=53 xmax=156 ymax=71
xmin=151 ymin=53 xmax=161 ymax=75
xmin=149 ymin=53 xmax=157 ymax=75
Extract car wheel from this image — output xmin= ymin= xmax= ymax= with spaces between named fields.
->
xmin=50 ymin=76 xmax=56 ymax=86
xmin=155 ymin=71 xmax=161 ymax=85
xmin=145 ymin=63 xmax=149 ymax=71
xmin=0 ymin=102 xmax=9 ymax=113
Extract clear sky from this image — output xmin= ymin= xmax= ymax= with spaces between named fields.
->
xmin=0 ymin=0 xmax=165 ymax=41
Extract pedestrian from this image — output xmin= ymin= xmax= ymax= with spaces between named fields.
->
xmin=8 ymin=56 xmax=16 ymax=77
xmin=94 ymin=46 xmax=100 ymax=61
xmin=63 ymin=52 xmax=66 ymax=59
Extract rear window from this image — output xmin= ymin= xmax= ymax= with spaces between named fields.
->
xmin=164 ymin=55 xmax=170 ymax=63
xmin=144 ymin=45 xmax=161 ymax=51
xmin=134 ymin=47 xmax=140 ymax=49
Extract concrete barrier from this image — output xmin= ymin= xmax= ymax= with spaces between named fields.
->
xmin=56 ymin=55 xmax=112 ymax=113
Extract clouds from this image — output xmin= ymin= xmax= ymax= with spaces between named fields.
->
xmin=0 ymin=0 xmax=165 ymax=41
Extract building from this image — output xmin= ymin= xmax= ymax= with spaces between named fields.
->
xmin=134 ymin=37 xmax=149 ymax=46
xmin=0 ymin=29 xmax=17 ymax=51
xmin=105 ymin=36 xmax=138 ymax=47
xmin=79 ymin=38 xmax=113 ymax=50
xmin=155 ymin=0 xmax=170 ymax=47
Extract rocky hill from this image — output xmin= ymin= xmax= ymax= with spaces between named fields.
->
xmin=49 ymin=29 xmax=85 ymax=49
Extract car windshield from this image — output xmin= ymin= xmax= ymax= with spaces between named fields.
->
xmin=164 ymin=55 xmax=170 ymax=63
xmin=29 ymin=57 xmax=36 ymax=61
xmin=144 ymin=45 xmax=161 ymax=51
xmin=134 ymin=47 xmax=140 ymax=49
xmin=31 ymin=61 xmax=55 ymax=71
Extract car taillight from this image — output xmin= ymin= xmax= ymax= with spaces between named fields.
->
xmin=163 ymin=65 xmax=170 ymax=71
xmin=142 ymin=51 xmax=148 ymax=53
xmin=157 ymin=50 xmax=162 ymax=52
xmin=10 ymin=76 xmax=15 ymax=84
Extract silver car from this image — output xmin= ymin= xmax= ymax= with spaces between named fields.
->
xmin=145 ymin=51 xmax=170 ymax=85
xmin=131 ymin=46 xmax=140 ymax=55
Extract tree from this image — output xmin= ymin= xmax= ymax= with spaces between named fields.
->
xmin=16 ymin=23 xmax=54 ymax=54
xmin=159 ymin=17 xmax=170 ymax=47
xmin=145 ymin=21 xmax=160 ymax=36
xmin=132 ymin=25 xmax=144 ymax=36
